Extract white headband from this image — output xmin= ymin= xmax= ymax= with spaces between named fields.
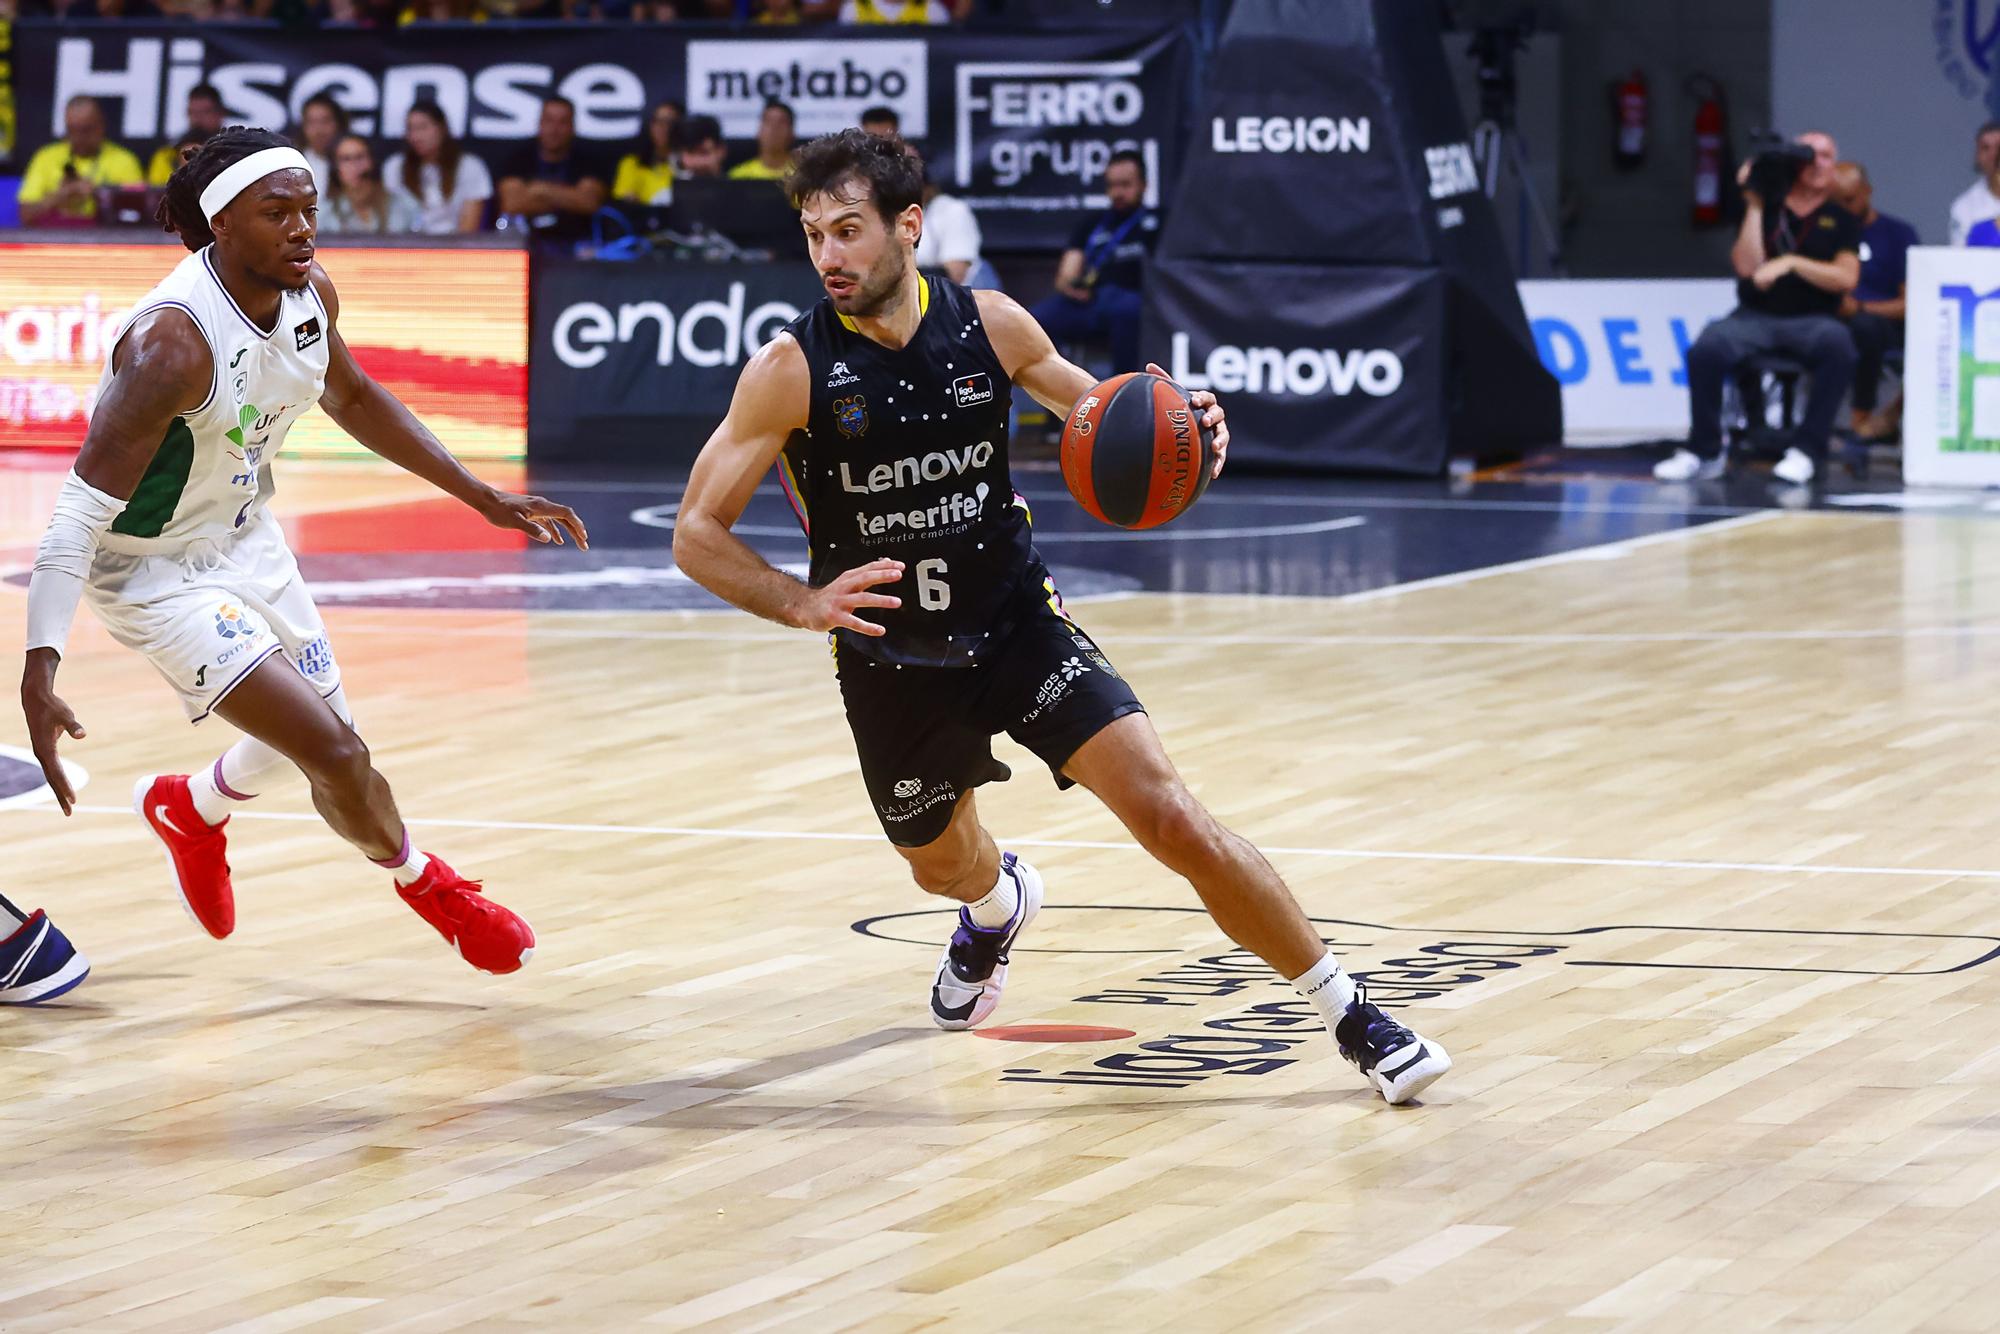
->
xmin=199 ymin=147 xmax=314 ymax=223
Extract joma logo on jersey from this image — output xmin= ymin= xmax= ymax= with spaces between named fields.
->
xmin=833 ymin=395 xmax=868 ymax=438
xmin=839 ymin=440 xmax=994 ymax=493
xmin=293 ymin=317 xmax=322 ymax=352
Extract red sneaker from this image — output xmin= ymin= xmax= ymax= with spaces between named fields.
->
xmin=133 ymin=774 xmax=235 ymax=940
xmin=396 ymin=856 xmax=535 ymax=975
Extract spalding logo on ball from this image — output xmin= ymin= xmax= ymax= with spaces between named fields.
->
xmin=1060 ymin=372 xmax=1215 ymax=530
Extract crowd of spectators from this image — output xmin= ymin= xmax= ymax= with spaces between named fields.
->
xmin=1 ymin=0 xmax=980 ymax=22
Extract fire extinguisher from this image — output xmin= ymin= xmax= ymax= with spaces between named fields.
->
xmin=1689 ymin=75 xmax=1728 ymax=228
xmin=1613 ymin=69 xmax=1647 ymax=168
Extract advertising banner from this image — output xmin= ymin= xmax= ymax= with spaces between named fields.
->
xmin=530 ymin=257 xmax=822 ymax=463
xmin=13 ymin=21 xmax=1186 ymax=250
xmin=1142 ymin=260 xmax=1443 ymax=475
xmin=0 ymin=239 xmax=527 ymax=460
xmin=1518 ymin=279 xmax=1737 ymax=442
xmin=1905 ymin=245 xmax=2000 ymax=487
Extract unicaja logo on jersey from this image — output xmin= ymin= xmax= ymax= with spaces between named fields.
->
xmin=827 ymin=360 xmax=860 ymax=387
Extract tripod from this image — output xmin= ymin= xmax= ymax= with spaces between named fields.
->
xmin=1468 ymin=23 xmax=1565 ymax=277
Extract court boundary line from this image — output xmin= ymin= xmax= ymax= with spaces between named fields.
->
xmin=21 ymin=803 xmax=2000 ymax=881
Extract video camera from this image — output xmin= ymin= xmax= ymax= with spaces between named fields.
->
xmin=1744 ymin=133 xmax=1815 ymax=203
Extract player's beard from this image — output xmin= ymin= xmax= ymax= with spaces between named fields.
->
xmin=833 ymin=245 xmax=911 ymax=320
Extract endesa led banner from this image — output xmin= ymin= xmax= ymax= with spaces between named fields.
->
xmin=1517 ymin=279 xmax=1736 ymax=442
xmin=0 ymin=241 xmax=526 ymax=460
xmin=14 ymin=21 xmax=1186 ymax=251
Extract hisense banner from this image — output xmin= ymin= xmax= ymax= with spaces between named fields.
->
xmin=11 ymin=20 xmax=1187 ymax=250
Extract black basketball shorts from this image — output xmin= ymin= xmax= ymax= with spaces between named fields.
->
xmin=835 ymin=598 xmax=1146 ymax=848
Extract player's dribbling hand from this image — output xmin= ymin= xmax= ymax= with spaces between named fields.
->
xmin=807 ymin=559 xmax=904 ymax=637
xmin=1147 ymin=362 xmax=1229 ymax=479
xmin=20 ymin=663 xmax=83 ymax=817
xmin=481 ymin=491 xmax=590 ymax=549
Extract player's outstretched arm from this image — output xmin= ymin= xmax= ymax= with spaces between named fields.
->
xmin=21 ymin=310 xmax=210 ymax=814
xmin=973 ymin=289 xmax=1232 ymax=480
xmin=674 ymin=334 xmax=903 ymax=637
xmin=307 ymin=265 xmax=588 ymax=550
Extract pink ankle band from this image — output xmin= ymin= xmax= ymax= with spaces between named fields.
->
xmin=370 ymin=830 xmax=411 ymax=870
xmin=212 ymin=757 xmax=254 ymax=802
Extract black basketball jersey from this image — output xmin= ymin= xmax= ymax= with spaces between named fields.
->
xmin=779 ymin=276 xmax=1037 ymax=668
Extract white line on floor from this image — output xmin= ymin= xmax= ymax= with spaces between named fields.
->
xmin=25 ymin=803 xmax=2000 ymax=881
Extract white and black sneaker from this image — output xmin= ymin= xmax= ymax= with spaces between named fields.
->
xmin=1335 ymin=984 xmax=1451 ymax=1105
xmin=929 ymin=852 xmax=1044 ymax=1030
xmin=1654 ymin=448 xmax=1726 ymax=482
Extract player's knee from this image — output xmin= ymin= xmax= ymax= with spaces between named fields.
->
xmin=304 ymin=729 xmax=371 ymax=793
xmin=1136 ymin=790 xmax=1224 ymax=870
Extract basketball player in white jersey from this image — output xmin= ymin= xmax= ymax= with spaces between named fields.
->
xmin=674 ymin=130 xmax=1452 ymax=1104
xmin=19 ymin=128 xmax=587 ymax=975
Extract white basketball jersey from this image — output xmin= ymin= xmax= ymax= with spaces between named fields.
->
xmin=94 ymin=246 xmax=329 ymax=549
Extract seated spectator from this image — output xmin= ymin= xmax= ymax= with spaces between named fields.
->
xmin=838 ymin=0 xmax=966 ymax=20
xmin=399 ymin=0 xmax=486 ymax=21
xmin=1831 ymin=160 xmax=1916 ymax=441
xmin=384 ymin=99 xmax=492 ymax=234
xmin=859 ymin=105 xmax=900 ymax=138
xmin=615 ymin=100 xmax=681 ymax=207
xmin=148 ymin=84 xmax=227 ymax=187
xmin=1029 ymin=149 xmax=1159 ymax=373
xmin=1951 ymin=122 xmax=2000 ymax=245
xmin=319 ymin=134 xmax=422 ymax=234
xmin=18 ymin=96 xmax=144 ymax=226
xmin=906 ymin=141 xmax=996 ymax=288
xmin=497 ymin=95 xmax=610 ymax=247
xmin=728 ymin=100 xmax=795 ymax=181
xmin=296 ymin=92 xmax=347 ymax=198
xmin=1655 ymin=132 xmax=1859 ymax=486
xmin=676 ymin=115 xmax=727 ymax=179
xmin=755 ymin=0 xmax=803 ymax=20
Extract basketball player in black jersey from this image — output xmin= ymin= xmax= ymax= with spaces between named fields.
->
xmin=675 ymin=130 xmax=1451 ymax=1104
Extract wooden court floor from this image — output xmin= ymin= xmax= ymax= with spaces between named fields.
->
xmin=7 ymin=469 xmax=2000 ymax=1331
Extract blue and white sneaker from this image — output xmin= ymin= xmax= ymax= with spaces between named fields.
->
xmin=1335 ymin=984 xmax=1451 ymax=1105
xmin=929 ymin=853 xmax=1044 ymax=1030
xmin=0 ymin=908 xmax=91 ymax=1005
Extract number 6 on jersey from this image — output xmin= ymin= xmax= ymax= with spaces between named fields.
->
xmin=915 ymin=558 xmax=950 ymax=611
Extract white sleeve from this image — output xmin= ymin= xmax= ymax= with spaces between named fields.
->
xmin=936 ymin=196 xmax=983 ymax=265
xmin=460 ymin=152 xmax=493 ymax=203
xmin=1951 ymin=196 xmax=1970 ymax=246
xmin=25 ymin=470 xmax=126 ymax=659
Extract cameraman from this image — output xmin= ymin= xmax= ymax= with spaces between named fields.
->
xmin=1656 ymin=131 xmax=1860 ymax=486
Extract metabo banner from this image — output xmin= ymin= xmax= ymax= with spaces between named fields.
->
xmin=13 ymin=20 xmax=1185 ymax=249
xmin=530 ymin=257 xmax=821 ymax=463
xmin=1143 ymin=261 xmax=1444 ymax=475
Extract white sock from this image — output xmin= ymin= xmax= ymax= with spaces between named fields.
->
xmin=964 ymin=861 xmax=1020 ymax=929
xmin=187 ymin=737 xmax=291 ymax=827
xmin=370 ymin=829 xmax=431 ymax=889
xmin=1291 ymin=952 xmax=1358 ymax=1028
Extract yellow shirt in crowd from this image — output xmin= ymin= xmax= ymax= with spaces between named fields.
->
xmin=147 ymin=144 xmax=181 ymax=188
xmin=727 ymin=158 xmax=788 ymax=181
xmin=614 ymin=155 xmax=676 ymax=206
xmin=841 ymin=0 xmax=947 ymax=20
xmin=20 ymin=140 xmax=146 ymax=219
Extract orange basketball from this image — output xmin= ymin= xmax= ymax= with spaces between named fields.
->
xmin=1059 ymin=372 xmax=1215 ymax=530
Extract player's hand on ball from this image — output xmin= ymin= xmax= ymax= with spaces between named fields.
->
xmin=1146 ymin=362 xmax=1229 ymax=479
xmin=20 ymin=674 xmax=83 ymax=817
xmin=808 ymin=559 xmax=904 ymax=637
xmin=482 ymin=491 xmax=590 ymax=549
